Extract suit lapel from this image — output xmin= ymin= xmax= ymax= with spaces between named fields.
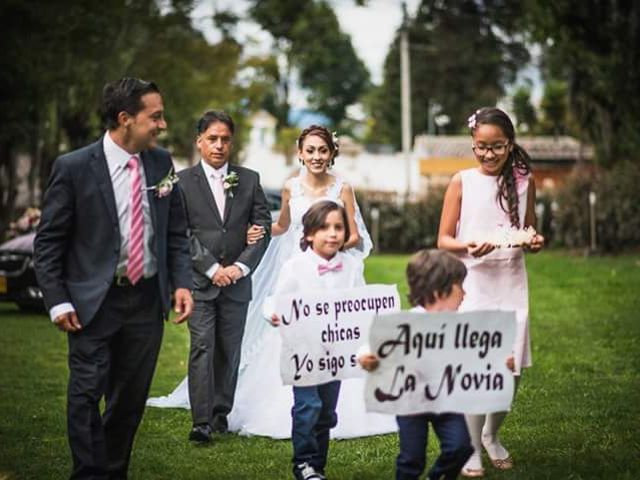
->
xmin=141 ymin=151 xmax=159 ymax=233
xmin=89 ymin=138 xmax=118 ymax=226
xmin=222 ymin=165 xmax=236 ymax=225
xmin=194 ymin=164 xmax=223 ymax=225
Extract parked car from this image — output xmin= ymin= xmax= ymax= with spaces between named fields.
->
xmin=0 ymin=189 xmax=281 ymax=313
xmin=264 ymin=187 xmax=282 ymax=221
xmin=0 ymin=232 xmax=43 ymax=311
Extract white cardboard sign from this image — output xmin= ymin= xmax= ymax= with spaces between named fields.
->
xmin=275 ymin=284 xmax=401 ymax=386
xmin=365 ymin=310 xmax=516 ymax=415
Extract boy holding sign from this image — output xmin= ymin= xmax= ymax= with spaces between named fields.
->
xmin=360 ymin=250 xmax=513 ymax=480
xmin=268 ymin=200 xmax=364 ymax=480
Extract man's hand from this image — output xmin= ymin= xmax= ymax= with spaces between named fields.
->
xmin=269 ymin=313 xmax=281 ymax=327
xmin=246 ymin=224 xmax=266 ymax=245
xmin=54 ymin=311 xmax=82 ymax=333
xmin=173 ymin=288 xmax=194 ymax=324
xmin=222 ymin=265 xmax=244 ymax=283
xmin=212 ymin=268 xmax=232 ymax=287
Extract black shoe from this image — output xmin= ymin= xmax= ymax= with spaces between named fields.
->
xmin=293 ymin=463 xmax=326 ymax=480
xmin=211 ymin=416 xmax=229 ymax=433
xmin=189 ymin=424 xmax=212 ymax=443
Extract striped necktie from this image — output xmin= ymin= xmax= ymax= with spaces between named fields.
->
xmin=127 ymin=155 xmax=144 ymax=285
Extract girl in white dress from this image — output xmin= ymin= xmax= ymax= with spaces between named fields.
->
xmin=149 ymin=125 xmax=395 ymax=439
xmin=437 ymin=108 xmax=544 ymax=477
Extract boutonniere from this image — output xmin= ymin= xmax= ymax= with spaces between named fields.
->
xmin=144 ymin=167 xmax=179 ymax=198
xmin=223 ymin=171 xmax=239 ymax=197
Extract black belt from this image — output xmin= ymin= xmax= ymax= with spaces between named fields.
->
xmin=114 ymin=275 xmax=135 ymax=287
xmin=114 ymin=273 xmax=157 ymax=287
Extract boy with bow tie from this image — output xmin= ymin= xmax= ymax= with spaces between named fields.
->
xmin=265 ymin=200 xmax=364 ymax=480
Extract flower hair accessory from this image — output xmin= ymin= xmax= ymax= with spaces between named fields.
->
xmin=332 ymin=131 xmax=340 ymax=152
xmin=223 ymin=171 xmax=239 ymax=197
xmin=144 ymin=167 xmax=179 ymax=198
xmin=467 ymin=109 xmax=481 ymax=129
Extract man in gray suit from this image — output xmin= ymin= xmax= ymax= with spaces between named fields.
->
xmin=179 ymin=110 xmax=271 ymax=443
xmin=34 ymin=77 xmax=193 ymax=479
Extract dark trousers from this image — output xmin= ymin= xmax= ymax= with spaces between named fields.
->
xmin=187 ymin=294 xmax=248 ymax=427
xmin=396 ymin=413 xmax=473 ymax=480
xmin=67 ymin=277 xmax=163 ymax=480
xmin=291 ymin=381 xmax=341 ymax=473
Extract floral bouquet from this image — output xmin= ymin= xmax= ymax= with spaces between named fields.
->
xmin=471 ymin=225 xmax=537 ymax=248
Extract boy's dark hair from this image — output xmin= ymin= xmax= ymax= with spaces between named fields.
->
xmin=300 ymin=200 xmax=350 ymax=251
xmin=196 ymin=110 xmax=235 ymax=135
xmin=102 ymin=77 xmax=160 ymax=130
xmin=406 ymin=249 xmax=467 ymax=307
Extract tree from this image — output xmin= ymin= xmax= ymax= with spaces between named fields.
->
xmin=538 ymin=80 xmax=568 ymax=137
xmin=512 ymin=85 xmax=537 ymax=133
xmin=525 ymin=0 xmax=640 ymax=164
xmin=247 ymin=0 xmax=369 ymax=128
xmin=367 ymin=0 xmax=529 ymax=149
xmin=0 ymin=0 xmax=262 ymax=237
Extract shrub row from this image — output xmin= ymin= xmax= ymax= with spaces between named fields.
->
xmin=357 ymin=161 xmax=639 ymax=253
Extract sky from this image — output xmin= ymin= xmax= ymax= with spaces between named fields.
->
xmin=190 ymin=0 xmax=421 ymax=85
xmin=190 ymin=0 xmax=542 ymax=110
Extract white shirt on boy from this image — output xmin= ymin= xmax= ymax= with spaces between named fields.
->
xmin=262 ymin=248 xmax=365 ymax=319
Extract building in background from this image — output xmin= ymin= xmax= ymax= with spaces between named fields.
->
xmin=416 ymin=134 xmax=594 ymax=193
xmin=240 ymin=110 xmax=593 ymax=199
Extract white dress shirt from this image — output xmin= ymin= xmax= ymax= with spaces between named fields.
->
xmin=49 ymin=132 xmax=157 ymax=321
xmin=199 ymin=159 xmax=249 ymax=279
xmin=263 ymin=249 xmax=365 ymax=319
xmin=104 ymin=131 xmax=156 ymax=278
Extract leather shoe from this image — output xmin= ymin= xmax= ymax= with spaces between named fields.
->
xmin=211 ymin=416 xmax=229 ymax=433
xmin=189 ymin=424 xmax=212 ymax=443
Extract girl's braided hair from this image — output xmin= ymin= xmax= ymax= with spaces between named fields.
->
xmin=468 ymin=107 xmax=532 ymax=227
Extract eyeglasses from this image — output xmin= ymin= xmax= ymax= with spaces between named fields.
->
xmin=472 ymin=143 xmax=510 ymax=156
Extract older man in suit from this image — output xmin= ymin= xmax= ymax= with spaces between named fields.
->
xmin=34 ymin=77 xmax=193 ymax=479
xmin=179 ymin=110 xmax=271 ymax=443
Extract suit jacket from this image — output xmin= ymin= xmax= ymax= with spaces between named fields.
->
xmin=178 ymin=163 xmax=271 ymax=302
xmin=34 ymin=136 xmax=192 ymax=326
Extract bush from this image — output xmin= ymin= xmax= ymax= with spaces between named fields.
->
xmin=596 ymin=161 xmax=640 ymax=251
xmin=553 ymin=169 xmax=597 ymax=249
xmin=358 ymin=186 xmax=446 ymax=253
xmin=554 ymin=161 xmax=640 ymax=252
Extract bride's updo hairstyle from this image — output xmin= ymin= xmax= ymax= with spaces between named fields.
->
xmin=300 ymin=200 xmax=350 ymax=252
xmin=468 ymin=107 xmax=532 ymax=227
xmin=296 ymin=125 xmax=340 ymax=167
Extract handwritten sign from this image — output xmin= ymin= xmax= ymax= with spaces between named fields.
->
xmin=365 ymin=310 xmax=516 ymax=415
xmin=275 ymin=284 xmax=400 ymax=386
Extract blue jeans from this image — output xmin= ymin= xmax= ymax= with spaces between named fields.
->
xmin=291 ymin=381 xmax=341 ymax=472
xmin=396 ymin=413 xmax=473 ymax=480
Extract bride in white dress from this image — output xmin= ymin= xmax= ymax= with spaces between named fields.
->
xmin=148 ymin=125 xmax=396 ymax=439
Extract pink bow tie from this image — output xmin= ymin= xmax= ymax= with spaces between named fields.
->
xmin=318 ymin=262 xmax=343 ymax=275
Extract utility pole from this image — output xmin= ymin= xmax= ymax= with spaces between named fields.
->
xmin=589 ymin=191 xmax=597 ymax=253
xmin=400 ymin=2 xmax=412 ymax=201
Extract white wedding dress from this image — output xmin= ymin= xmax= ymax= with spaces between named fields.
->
xmin=147 ymin=173 xmax=397 ymax=439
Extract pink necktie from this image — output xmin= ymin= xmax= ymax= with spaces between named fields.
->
xmin=127 ymin=156 xmax=144 ymax=285
xmin=212 ymin=173 xmax=226 ymax=220
xmin=318 ymin=261 xmax=343 ymax=275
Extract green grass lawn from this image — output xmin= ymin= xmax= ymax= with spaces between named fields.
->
xmin=1 ymin=252 xmax=639 ymax=479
